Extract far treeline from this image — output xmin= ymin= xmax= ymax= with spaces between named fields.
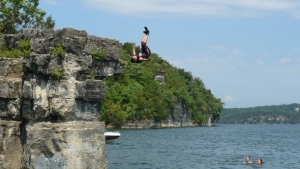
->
xmin=100 ymin=43 xmax=224 ymax=127
xmin=219 ymin=103 xmax=300 ymax=124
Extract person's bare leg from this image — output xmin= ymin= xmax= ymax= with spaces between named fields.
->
xmin=139 ymin=57 xmax=151 ymax=61
xmin=141 ymin=34 xmax=148 ymax=43
xmin=132 ymin=43 xmax=136 ymax=56
xmin=130 ymin=44 xmax=138 ymax=61
xmin=130 ymin=55 xmax=150 ymax=61
xmin=131 ymin=55 xmax=138 ymax=61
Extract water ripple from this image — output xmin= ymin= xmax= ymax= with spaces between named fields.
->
xmin=107 ymin=125 xmax=300 ymax=169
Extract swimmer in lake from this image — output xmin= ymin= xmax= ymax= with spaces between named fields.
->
xmin=242 ymin=156 xmax=253 ymax=164
xmin=257 ymin=158 xmax=263 ymax=165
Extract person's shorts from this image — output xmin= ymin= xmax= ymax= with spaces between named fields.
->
xmin=132 ymin=54 xmax=142 ymax=63
xmin=141 ymin=42 xmax=150 ymax=57
xmin=138 ymin=53 xmax=149 ymax=58
xmin=141 ymin=42 xmax=148 ymax=50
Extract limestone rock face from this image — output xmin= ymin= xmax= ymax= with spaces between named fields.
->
xmin=122 ymin=101 xmax=197 ymax=129
xmin=0 ymin=58 xmax=23 ymax=78
xmin=0 ymin=28 xmax=121 ymax=168
xmin=22 ymin=121 xmax=107 ymax=169
xmin=162 ymin=101 xmax=195 ymax=127
xmin=154 ymin=71 xmax=165 ymax=83
xmin=0 ymin=121 xmax=22 ymax=169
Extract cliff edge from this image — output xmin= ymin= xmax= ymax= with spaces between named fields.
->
xmin=0 ymin=28 xmax=122 ymax=169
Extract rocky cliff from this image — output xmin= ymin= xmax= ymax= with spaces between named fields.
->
xmin=0 ymin=28 xmax=121 ymax=169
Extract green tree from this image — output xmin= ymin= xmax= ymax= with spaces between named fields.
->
xmin=0 ymin=0 xmax=55 ymax=34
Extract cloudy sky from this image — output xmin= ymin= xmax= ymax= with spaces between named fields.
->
xmin=40 ymin=0 xmax=300 ymax=108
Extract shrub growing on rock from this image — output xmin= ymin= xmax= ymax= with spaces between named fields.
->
xmin=20 ymin=38 xmax=31 ymax=58
xmin=91 ymin=49 xmax=105 ymax=60
xmin=51 ymin=68 xmax=64 ymax=79
xmin=90 ymin=70 xmax=96 ymax=79
xmin=0 ymin=43 xmax=22 ymax=58
xmin=50 ymin=45 xmax=65 ymax=57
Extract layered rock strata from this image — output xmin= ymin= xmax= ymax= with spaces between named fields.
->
xmin=0 ymin=28 xmax=122 ymax=169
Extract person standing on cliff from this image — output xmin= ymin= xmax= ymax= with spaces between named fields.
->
xmin=130 ymin=27 xmax=151 ymax=63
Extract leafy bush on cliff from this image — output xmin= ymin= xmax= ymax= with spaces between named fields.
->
xmin=51 ymin=68 xmax=64 ymax=79
xmin=0 ymin=38 xmax=31 ymax=58
xmin=91 ymin=49 xmax=105 ymax=60
xmin=100 ymin=42 xmax=224 ymax=127
xmin=50 ymin=45 xmax=65 ymax=57
xmin=0 ymin=43 xmax=22 ymax=58
xmin=90 ymin=70 xmax=97 ymax=79
xmin=20 ymin=38 xmax=31 ymax=58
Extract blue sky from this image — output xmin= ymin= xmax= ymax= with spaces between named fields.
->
xmin=40 ymin=0 xmax=300 ymax=108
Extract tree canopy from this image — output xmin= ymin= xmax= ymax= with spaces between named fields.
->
xmin=100 ymin=42 xmax=224 ymax=127
xmin=0 ymin=0 xmax=55 ymax=34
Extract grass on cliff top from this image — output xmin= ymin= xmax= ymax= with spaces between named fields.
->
xmin=20 ymin=38 xmax=31 ymax=58
xmin=0 ymin=43 xmax=22 ymax=58
xmin=50 ymin=44 xmax=65 ymax=57
xmin=51 ymin=68 xmax=64 ymax=79
xmin=91 ymin=49 xmax=105 ymax=60
xmin=0 ymin=38 xmax=31 ymax=58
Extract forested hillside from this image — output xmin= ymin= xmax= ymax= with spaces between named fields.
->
xmin=219 ymin=103 xmax=300 ymax=124
xmin=100 ymin=42 xmax=223 ymax=127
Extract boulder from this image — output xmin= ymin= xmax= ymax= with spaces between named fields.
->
xmin=0 ymin=121 xmax=23 ymax=169
xmin=22 ymin=121 xmax=107 ymax=169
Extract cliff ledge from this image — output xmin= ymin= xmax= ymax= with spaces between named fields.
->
xmin=0 ymin=28 xmax=121 ymax=169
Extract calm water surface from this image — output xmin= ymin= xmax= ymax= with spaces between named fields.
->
xmin=106 ymin=124 xmax=300 ymax=169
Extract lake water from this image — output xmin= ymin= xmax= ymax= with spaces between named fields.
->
xmin=106 ymin=124 xmax=300 ymax=169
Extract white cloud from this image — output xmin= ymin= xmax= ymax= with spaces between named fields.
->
xmin=188 ymin=57 xmax=210 ymax=64
xmin=277 ymin=57 xmax=291 ymax=64
xmin=232 ymin=48 xmax=241 ymax=55
xmin=292 ymin=47 xmax=300 ymax=52
xmin=223 ymin=95 xmax=234 ymax=101
xmin=82 ymin=0 xmax=300 ymax=17
xmin=168 ymin=60 xmax=184 ymax=67
xmin=209 ymin=45 xmax=227 ymax=51
xmin=255 ymin=59 xmax=265 ymax=65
